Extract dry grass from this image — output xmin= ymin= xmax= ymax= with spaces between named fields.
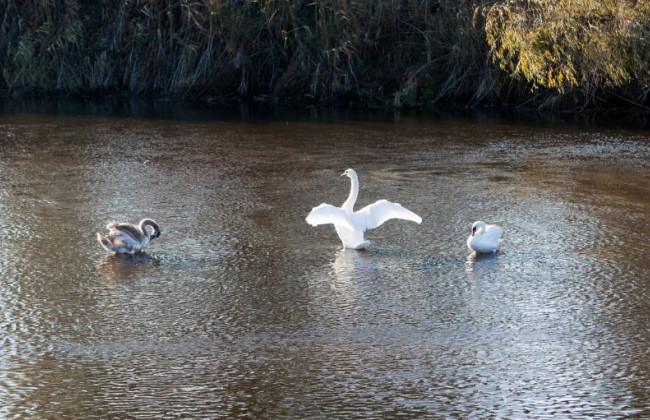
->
xmin=1 ymin=0 xmax=649 ymax=109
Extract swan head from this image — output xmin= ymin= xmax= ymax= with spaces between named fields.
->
xmin=140 ymin=219 xmax=161 ymax=240
xmin=341 ymin=168 xmax=357 ymax=178
xmin=471 ymin=221 xmax=486 ymax=236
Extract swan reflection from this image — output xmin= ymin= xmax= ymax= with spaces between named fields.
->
xmin=465 ymin=251 xmax=501 ymax=274
xmin=312 ymin=249 xmax=382 ymax=313
xmin=332 ymin=249 xmax=380 ymax=282
xmin=306 ymin=169 xmax=422 ymax=249
xmin=96 ymin=252 xmax=160 ymax=284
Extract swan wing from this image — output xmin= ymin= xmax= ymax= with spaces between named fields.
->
xmin=107 ymin=222 xmax=145 ymax=241
xmin=114 ymin=232 xmax=145 ymax=248
xmin=357 ymin=199 xmax=422 ymax=230
xmin=98 ymin=232 xmax=139 ymax=254
xmin=306 ymin=204 xmax=356 ymax=231
xmin=485 ymin=225 xmax=502 ymax=242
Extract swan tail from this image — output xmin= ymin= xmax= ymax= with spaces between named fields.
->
xmin=97 ymin=232 xmax=114 ymax=252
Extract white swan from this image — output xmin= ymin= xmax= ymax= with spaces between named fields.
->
xmin=306 ymin=169 xmax=422 ymax=249
xmin=466 ymin=221 xmax=501 ymax=253
xmin=97 ymin=218 xmax=161 ymax=255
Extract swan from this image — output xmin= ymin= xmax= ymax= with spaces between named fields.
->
xmin=306 ymin=169 xmax=422 ymax=249
xmin=466 ymin=221 xmax=501 ymax=253
xmin=97 ymin=218 xmax=161 ymax=254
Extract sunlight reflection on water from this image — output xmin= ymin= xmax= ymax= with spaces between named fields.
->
xmin=0 ymin=110 xmax=648 ymax=418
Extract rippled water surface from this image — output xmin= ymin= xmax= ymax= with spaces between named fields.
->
xmin=0 ymin=105 xmax=648 ymax=418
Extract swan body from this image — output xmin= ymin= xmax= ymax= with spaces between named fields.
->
xmin=97 ymin=218 xmax=161 ymax=254
xmin=306 ymin=169 xmax=422 ymax=249
xmin=467 ymin=221 xmax=501 ymax=253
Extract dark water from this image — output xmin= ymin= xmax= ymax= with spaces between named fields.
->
xmin=0 ymin=106 xmax=648 ymax=418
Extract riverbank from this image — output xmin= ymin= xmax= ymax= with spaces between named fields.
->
xmin=2 ymin=0 xmax=649 ymax=110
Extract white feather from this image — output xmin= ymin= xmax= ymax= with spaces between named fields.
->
xmin=467 ymin=221 xmax=501 ymax=253
xmin=306 ymin=204 xmax=356 ymax=231
xmin=306 ymin=169 xmax=422 ymax=249
xmin=357 ymin=199 xmax=423 ymax=230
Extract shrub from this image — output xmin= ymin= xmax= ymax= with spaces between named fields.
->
xmin=479 ymin=0 xmax=650 ymax=105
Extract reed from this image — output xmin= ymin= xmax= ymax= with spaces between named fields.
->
xmin=1 ymin=0 xmax=649 ymax=109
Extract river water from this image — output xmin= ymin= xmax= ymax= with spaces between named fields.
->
xmin=0 ymin=104 xmax=648 ymax=418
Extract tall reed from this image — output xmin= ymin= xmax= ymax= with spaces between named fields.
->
xmin=1 ymin=0 xmax=649 ymax=108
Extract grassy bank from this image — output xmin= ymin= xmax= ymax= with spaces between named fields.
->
xmin=1 ymin=0 xmax=649 ymax=109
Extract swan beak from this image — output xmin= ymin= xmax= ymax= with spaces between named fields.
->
xmin=340 ymin=171 xmax=346 ymax=177
xmin=471 ymin=228 xmax=477 ymax=237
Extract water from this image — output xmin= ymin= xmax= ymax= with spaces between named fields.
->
xmin=0 ymin=106 xmax=648 ymax=418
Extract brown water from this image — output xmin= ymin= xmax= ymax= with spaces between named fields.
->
xmin=0 ymin=106 xmax=648 ymax=418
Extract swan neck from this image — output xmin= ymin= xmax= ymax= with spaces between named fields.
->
xmin=342 ymin=174 xmax=359 ymax=211
xmin=139 ymin=219 xmax=161 ymax=240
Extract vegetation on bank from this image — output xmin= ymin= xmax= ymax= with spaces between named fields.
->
xmin=1 ymin=0 xmax=649 ymax=109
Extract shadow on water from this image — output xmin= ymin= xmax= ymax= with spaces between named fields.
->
xmin=5 ymin=97 xmax=650 ymax=129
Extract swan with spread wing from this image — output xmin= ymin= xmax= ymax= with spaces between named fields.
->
xmin=306 ymin=169 xmax=422 ymax=249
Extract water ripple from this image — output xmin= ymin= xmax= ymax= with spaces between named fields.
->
xmin=0 ymin=114 xmax=648 ymax=418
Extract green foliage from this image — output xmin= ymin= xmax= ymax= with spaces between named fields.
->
xmin=1 ymin=0 xmax=649 ymax=108
xmin=0 ymin=0 xmax=494 ymax=106
xmin=480 ymin=0 xmax=650 ymax=99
